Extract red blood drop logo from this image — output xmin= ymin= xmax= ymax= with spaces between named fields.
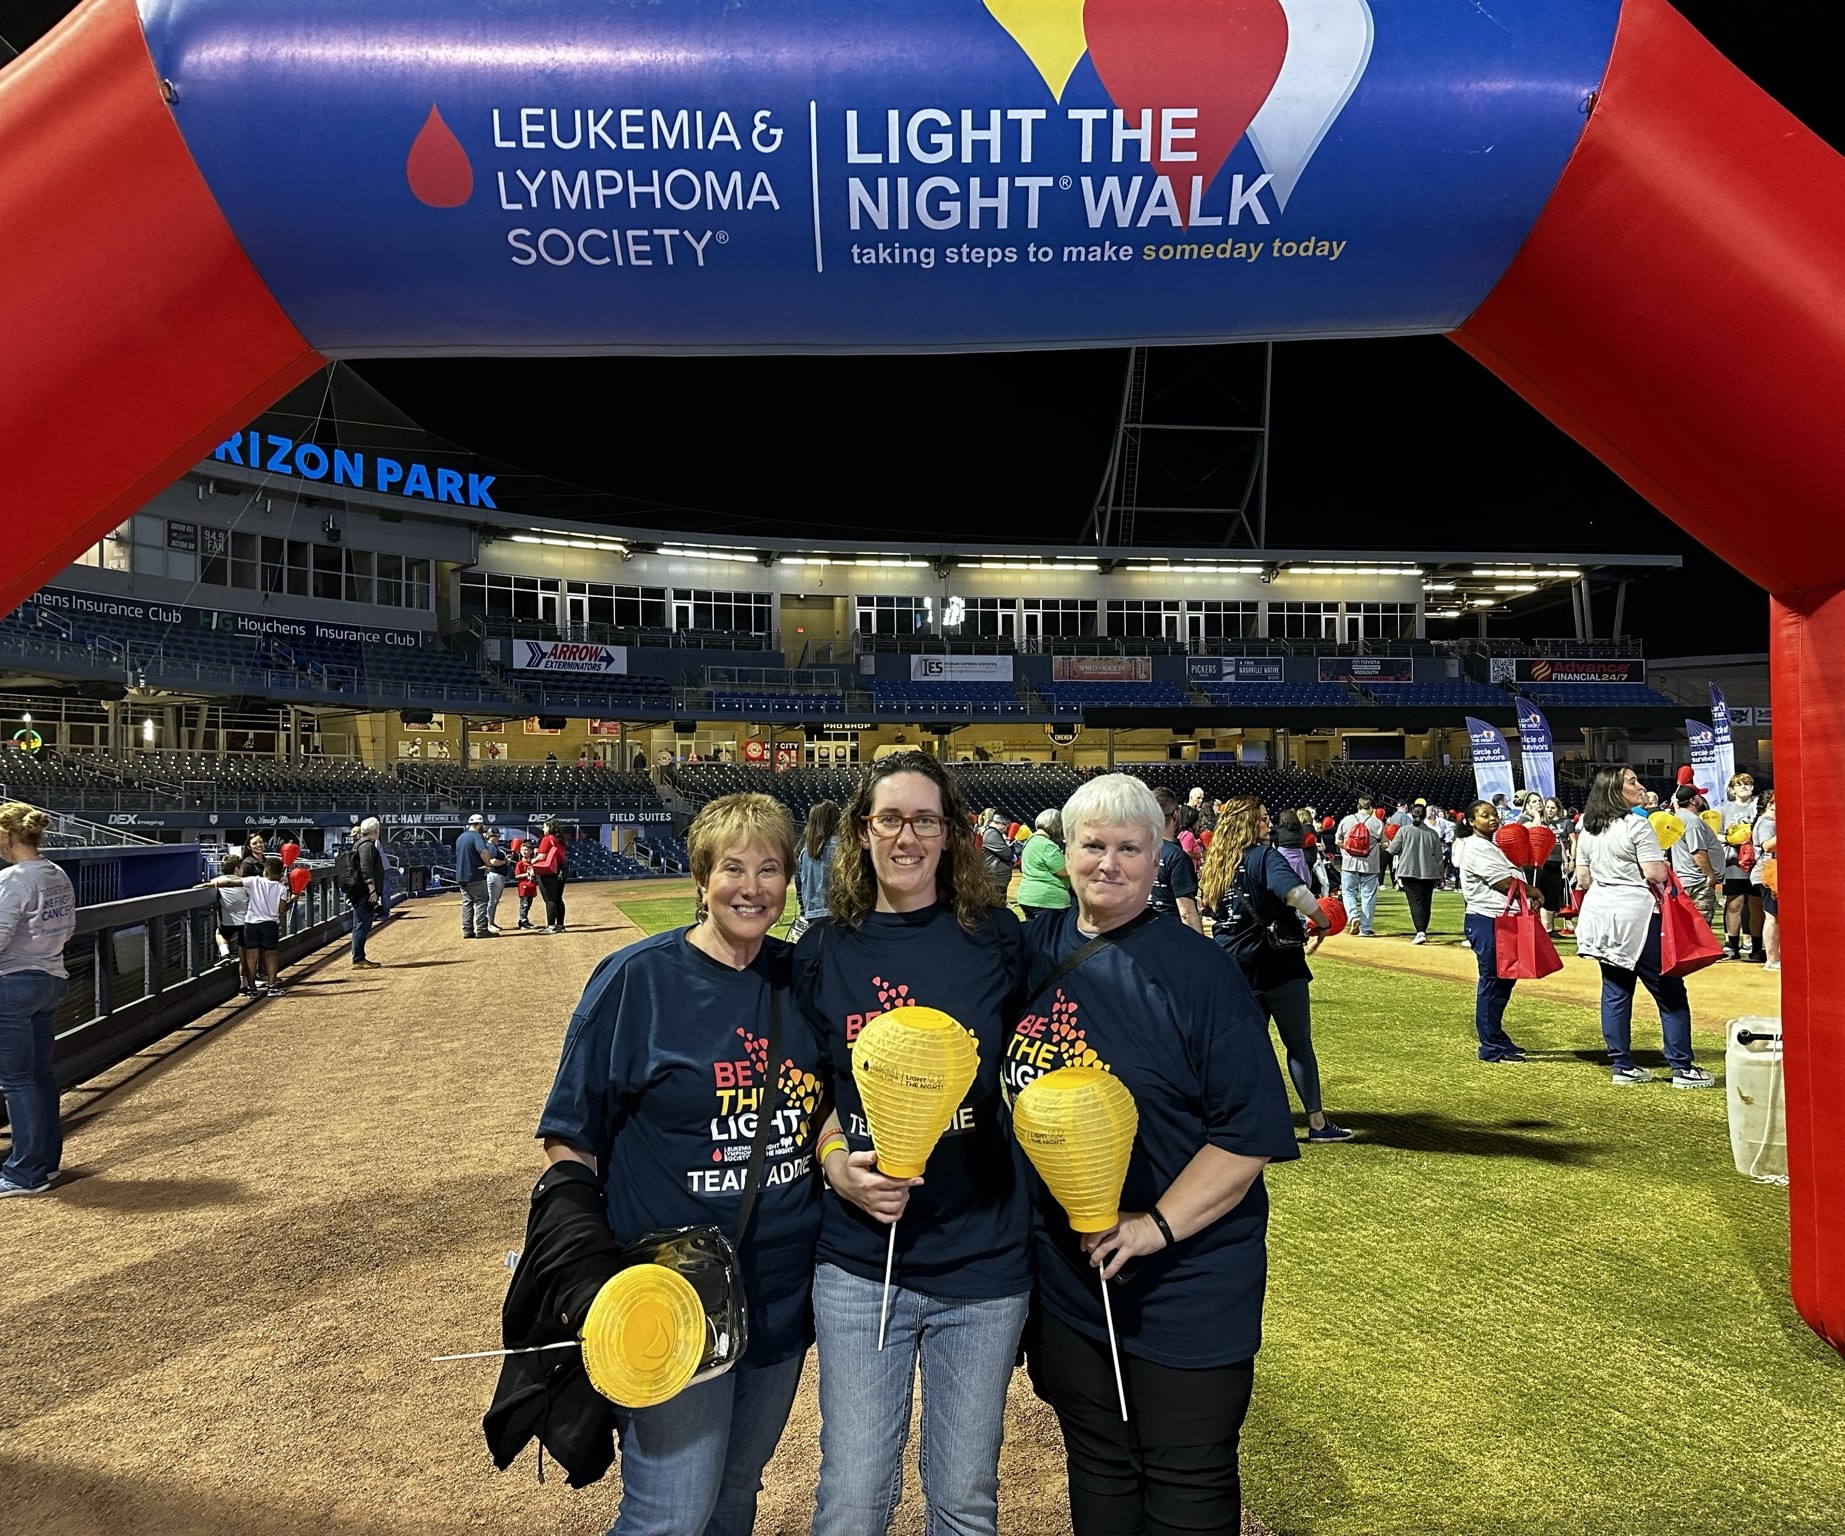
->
xmin=1083 ymin=0 xmax=1288 ymax=217
xmin=406 ymin=104 xmax=472 ymax=208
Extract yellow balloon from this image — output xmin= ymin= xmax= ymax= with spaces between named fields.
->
xmin=1013 ymin=1067 xmax=1138 ymax=1234
xmin=1649 ymin=811 xmax=1685 ymax=851
xmin=1700 ymin=808 xmax=1723 ymax=835
xmin=579 ymin=1263 xmax=707 ymax=1408
xmin=852 ymin=1006 xmax=981 ymax=1179
xmin=1726 ymin=820 xmax=1754 ymax=845
xmin=983 ymin=0 xmax=1088 ymax=100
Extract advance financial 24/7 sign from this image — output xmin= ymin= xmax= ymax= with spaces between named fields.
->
xmin=511 ymin=639 xmax=628 ymax=674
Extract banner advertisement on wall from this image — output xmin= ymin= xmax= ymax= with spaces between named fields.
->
xmin=1465 ymin=716 xmax=1516 ymax=805
xmin=465 ymin=719 xmax=505 ymax=733
xmin=1051 ymin=656 xmax=1150 ymax=683
xmin=401 ymin=714 xmax=446 ymax=732
xmin=511 ymin=639 xmax=628 ymax=674
xmin=1512 ymin=657 xmax=1646 ymax=683
xmin=909 ymin=655 xmax=1014 ymax=682
xmin=1187 ymin=656 xmax=1284 ymax=683
xmin=26 ymin=583 xmax=430 ymax=648
xmin=1318 ymin=657 xmax=1414 ymax=683
xmin=1514 ymin=697 xmax=1557 ymax=802
xmin=522 ymin=716 xmax=562 ymax=735
xmin=587 ymin=720 xmax=625 ymax=736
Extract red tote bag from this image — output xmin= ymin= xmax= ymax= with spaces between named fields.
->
xmin=1495 ymin=883 xmax=1564 ymax=980
xmin=1658 ymin=873 xmax=1725 ymax=978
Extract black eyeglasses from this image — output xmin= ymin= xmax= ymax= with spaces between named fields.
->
xmin=863 ymin=811 xmax=947 ymax=840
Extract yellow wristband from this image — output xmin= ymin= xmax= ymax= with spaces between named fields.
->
xmin=817 ymin=1133 xmax=849 ymax=1166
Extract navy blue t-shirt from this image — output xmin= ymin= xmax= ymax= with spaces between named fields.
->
xmin=1207 ymin=845 xmax=1314 ymax=992
xmin=536 ymin=929 xmax=824 ymax=1365
xmin=454 ymin=830 xmax=489 ymax=884
xmin=793 ymin=904 xmax=1032 ymax=1300
xmin=1147 ymin=838 xmax=1198 ymax=915
xmin=1007 ymin=908 xmax=1298 ymax=1368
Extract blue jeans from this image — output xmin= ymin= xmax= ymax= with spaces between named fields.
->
xmin=1599 ymin=911 xmax=1695 ymax=1072
xmin=349 ymin=892 xmax=374 ymax=961
xmin=812 ymin=1262 xmax=1030 ymax=1536
xmin=609 ymin=1353 xmax=805 ymax=1536
xmin=485 ymin=871 xmax=506 ymax=926
xmin=0 ymin=970 xmax=66 ymax=1188
xmin=1463 ymin=914 xmax=1522 ymax=1060
xmin=1340 ymin=870 xmax=1380 ymax=934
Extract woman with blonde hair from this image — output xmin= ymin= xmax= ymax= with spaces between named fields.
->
xmin=794 ymin=751 xmax=1027 ymax=1536
xmin=0 ymin=802 xmax=78 ymax=1197
xmin=1199 ymin=798 xmax=1348 ymax=1142
xmin=1008 ymin=775 xmax=1297 ymax=1533
xmin=535 ymin=792 xmax=824 ymax=1533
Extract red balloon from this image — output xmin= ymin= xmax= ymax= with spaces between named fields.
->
xmin=1303 ymin=832 xmax=1317 ymax=849
xmin=1526 ymin=825 xmax=1557 ymax=866
xmin=1494 ymin=823 xmax=1534 ymax=866
xmin=1199 ymin=829 xmax=1213 ymax=847
xmin=1321 ymin=816 xmax=1336 ymax=832
xmin=1318 ymin=896 xmax=1348 ymax=937
xmin=1383 ymin=822 xmax=1400 ymax=840
xmin=288 ymin=864 xmax=312 ymax=894
xmin=280 ymin=841 xmax=301 ymax=867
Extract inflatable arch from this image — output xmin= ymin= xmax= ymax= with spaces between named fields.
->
xmin=2 ymin=0 xmax=1843 ymax=1346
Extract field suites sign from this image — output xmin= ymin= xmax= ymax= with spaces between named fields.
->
xmin=210 ymin=430 xmax=499 ymax=508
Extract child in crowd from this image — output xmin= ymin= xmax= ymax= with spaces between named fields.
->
xmin=513 ymin=842 xmax=538 ymax=929
xmin=206 ymin=854 xmax=296 ymax=997
xmin=212 ymin=852 xmax=248 ymax=968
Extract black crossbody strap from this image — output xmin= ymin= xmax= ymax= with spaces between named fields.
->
xmin=732 ymin=979 xmax=785 ymax=1250
xmin=1036 ymin=908 xmax=1160 ymax=999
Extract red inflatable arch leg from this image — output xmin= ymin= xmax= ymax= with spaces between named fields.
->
xmin=1455 ymin=0 xmax=1845 ymax=1349
xmin=0 ymin=0 xmax=323 ymax=615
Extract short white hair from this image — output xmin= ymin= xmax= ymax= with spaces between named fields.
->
xmin=1035 ymin=808 xmax=1062 ymax=838
xmin=1188 ymin=786 xmax=1205 ymax=800
xmin=359 ymin=816 xmax=381 ymax=837
xmin=1062 ymin=774 xmax=1164 ymax=850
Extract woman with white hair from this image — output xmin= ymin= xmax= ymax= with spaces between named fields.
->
xmin=1014 ymin=808 xmax=1071 ymax=919
xmin=1005 ymin=774 xmax=1297 ymax=1535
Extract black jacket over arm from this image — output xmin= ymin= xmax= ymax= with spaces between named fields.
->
xmin=482 ymin=1160 xmax=627 ymax=1487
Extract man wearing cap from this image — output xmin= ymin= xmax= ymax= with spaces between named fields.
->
xmin=454 ymin=814 xmax=494 ymax=941
xmin=1669 ymin=785 xmax=1722 ymax=927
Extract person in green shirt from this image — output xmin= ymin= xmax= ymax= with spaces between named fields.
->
xmin=1015 ymin=809 xmax=1072 ymax=917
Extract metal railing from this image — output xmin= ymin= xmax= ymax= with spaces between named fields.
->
xmin=45 ymin=869 xmax=353 ymax=1091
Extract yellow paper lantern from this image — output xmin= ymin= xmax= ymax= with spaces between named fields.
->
xmin=1013 ymin=1067 xmax=1139 ymax=1233
xmin=1649 ymin=811 xmax=1685 ymax=851
xmin=1700 ymin=808 xmax=1723 ymax=835
xmin=579 ymin=1263 xmax=707 ymax=1408
xmin=852 ymin=1007 xmax=981 ymax=1179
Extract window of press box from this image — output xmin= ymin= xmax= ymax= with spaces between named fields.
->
xmin=192 ymin=530 xmax=429 ymax=610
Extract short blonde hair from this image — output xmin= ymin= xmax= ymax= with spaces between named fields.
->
xmin=687 ymin=793 xmax=796 ymax=895
xmin=0 ymin=802 xmax=52 ymax=846
xmin=1061 ymin=774 xmax=1164 ymax=852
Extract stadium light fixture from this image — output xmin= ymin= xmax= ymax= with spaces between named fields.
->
xmin=658 ymin=544 xmax=758 ymax=563
xmin=1494 ymin=583 xmax=1539 ymax=593
xmin=1422 ymin=582 xmax=1457 ymax=592
xmin=1468 ymin=598 xmax=1498 ymax=608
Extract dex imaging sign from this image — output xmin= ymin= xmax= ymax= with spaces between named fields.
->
xmin=512 ymin=639 xmax=628 ymax=675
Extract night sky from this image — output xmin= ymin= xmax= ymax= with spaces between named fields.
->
xmin=8 ymin=1 xmax=1834 ymax=656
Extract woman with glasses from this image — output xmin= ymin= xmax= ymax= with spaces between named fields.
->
xmin=793 ymin=752 xmax=1027 ymax=1536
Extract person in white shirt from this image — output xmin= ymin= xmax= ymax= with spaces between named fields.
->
xmin=207 ymin=856 xmax=297 ymax=998
xmin=1716 ymin=772 xmax=1765 ymax=962
xmin=0 ymin=802 xmax=80 ymax=1197
xmin=1453 ymin=801 xmax=1529 ymax=1062
xmin=1574 ymin=766 xmax=1714 ymax=1088
xmin=1334 ymin=796 xmax=1387 ymax=937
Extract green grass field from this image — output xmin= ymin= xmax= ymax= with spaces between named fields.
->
xmin=611 ymin=887 xmax=1843 ymax=1536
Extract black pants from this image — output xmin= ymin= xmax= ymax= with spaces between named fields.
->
xmin=1027 ymin=1306 xmax=1255 ymax=1536
xmin=1400 ymin=876 xmax=1438 ymax=935
xmin=537 ymin=872 xmax=566 ymax=928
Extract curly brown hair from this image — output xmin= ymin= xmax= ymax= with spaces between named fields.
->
xmin=1198 ymin=796 xmax=1265 ymax=910
xmin=827 ymin=752 xmax=998 ymax=933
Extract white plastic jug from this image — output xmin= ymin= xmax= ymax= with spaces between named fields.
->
xmin=1725 ymin=1017 xmax=1786 ymax=1180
